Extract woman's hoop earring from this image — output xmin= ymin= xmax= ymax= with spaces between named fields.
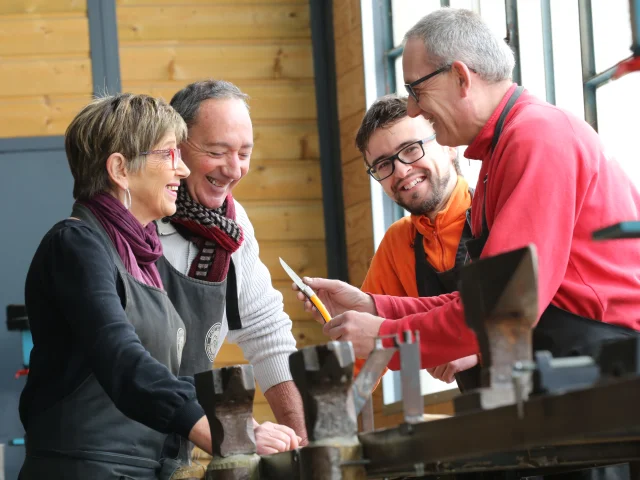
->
xmin=124 ymin=188 xmax=132 ymax=210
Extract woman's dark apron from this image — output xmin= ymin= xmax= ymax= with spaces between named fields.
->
xmin=154 ymin=234 xmax=242 ymax=475
xmin=20 ymin=204 xmax=187 ymax=480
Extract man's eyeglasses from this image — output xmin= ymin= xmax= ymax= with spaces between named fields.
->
xmin=366 ymin=135 xmax=437 ymax=182
xmin=139 ymin=148 xmax=181 ymax=169
xmin=404 ymin=65 xmax=451 ymax=102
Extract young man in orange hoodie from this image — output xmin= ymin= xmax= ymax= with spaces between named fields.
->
xmin=354 ymin=94 xmax=478 ymax=388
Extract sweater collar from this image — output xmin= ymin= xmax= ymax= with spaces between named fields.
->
xmin=464 ymin=83 xmax=518 ymax=162
xmin=411 ymin=175 xmax=471 ymax=235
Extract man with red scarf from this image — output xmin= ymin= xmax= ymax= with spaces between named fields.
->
xmin=154 ymin=80 xmax=306 ymax=470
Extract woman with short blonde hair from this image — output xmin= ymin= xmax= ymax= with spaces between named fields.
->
xmin=19 ymin=93 xmax=215 ymax=479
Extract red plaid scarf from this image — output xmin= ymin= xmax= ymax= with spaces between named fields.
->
xmin=169 ymin=183 xmax=244 ymax=282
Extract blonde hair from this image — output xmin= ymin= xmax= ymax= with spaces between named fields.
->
xmin=65 ymin=93 xmax=188 ymax=200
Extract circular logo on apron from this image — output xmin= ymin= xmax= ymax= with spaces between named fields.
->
xmin=205 ymin=323 xmax=222 ymax=362
xmin=177 ymin=328 xmax=185 ymax=362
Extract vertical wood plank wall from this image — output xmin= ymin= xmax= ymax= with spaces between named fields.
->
xmin=115 ymin=0 xmax=328 ymax=422
xmin=0 ymin=0 xmax=93 ymax=138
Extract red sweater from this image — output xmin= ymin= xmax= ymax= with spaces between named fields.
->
xmin=376 ymin=84 xmax=640 ymax=370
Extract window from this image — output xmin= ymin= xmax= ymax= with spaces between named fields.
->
xmin=362 ymin=0 xmax=640 ymax=405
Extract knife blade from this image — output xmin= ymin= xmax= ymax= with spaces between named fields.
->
xmin=279 ymin=257 xmax=332 ymax=323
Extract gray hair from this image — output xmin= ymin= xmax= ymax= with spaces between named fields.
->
xmin=404 ymin=8 xmax=515 ymax=83
xmin=170 ymin=79 xmax=249 ymax=128
xmin=66 ymin=93 xmax=187 ymax=200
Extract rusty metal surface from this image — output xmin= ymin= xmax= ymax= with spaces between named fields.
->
xmin=194 ymin=365 xmax=257 ymax=458
xmin=456 ymin=245 xmax=539 ymax=412
xmin=360 ymin=374 xmax=640 ymax=478
xmin=298 ymin=443 xmax=367 ymax=480
xmin=205 ymin=454 xmax=260 ymax=480
xmin=259 ymin=450 xmax=301 ymax=480
xmin=290 ymin=341 xmax=357 ymax=441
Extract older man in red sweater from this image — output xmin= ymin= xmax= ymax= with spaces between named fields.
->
xmin=296 ymin=8 xmax=640 ymax=382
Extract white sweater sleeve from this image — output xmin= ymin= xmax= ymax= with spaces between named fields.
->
xmin=226 ymin=203 xmax=297 ymax=392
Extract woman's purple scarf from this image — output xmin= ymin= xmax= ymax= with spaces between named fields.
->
xmin=81 ymin=192 xmax=164 ymax=289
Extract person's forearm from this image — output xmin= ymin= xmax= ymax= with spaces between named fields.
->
xmin=188 ymin=416 xmax=212 ymax=455
xmin=264 ymin=380 xmax=308 ymax=445
xmin=373 ymin=291 xmax=457 ymax=319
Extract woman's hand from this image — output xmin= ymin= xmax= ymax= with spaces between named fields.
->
xmin=293 ymin=277 xmax=377 ymax=324
xmin=253 ymin=419 xmax=302 ymax=455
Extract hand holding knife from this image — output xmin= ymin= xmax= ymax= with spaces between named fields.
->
xmin=279 ymin=257 xmax=332 ymax=324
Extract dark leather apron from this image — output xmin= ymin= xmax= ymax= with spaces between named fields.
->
xmin=155 ymin=243 xmax=242 ymax=473
xmin=413 ymin=206 xmax=480 ymax=391
xmin=465 ymin=85 xmax=639 ymax=392
xmin=20 ymin=204 xmax=187 ymax=480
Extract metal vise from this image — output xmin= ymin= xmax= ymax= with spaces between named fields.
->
xmin=261 ymin=341 xmax=366 ymax=480
xmin=454 ymin=245 xmax=539 ymax=414
xmin=194 ymin=364 xmax=260 ymax=480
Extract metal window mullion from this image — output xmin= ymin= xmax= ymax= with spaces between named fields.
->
xmin=505 ymin=0 xmax=522 ymax=86
xmin=631 ymin=0 xmax=640 ymax=55
xmin=87 ymin=0 xmax=121 ymax=95
xmin=541 ymin=0 xmax=556 ymax=105
xmin=578 ymin=0 xmax=598 ymax=131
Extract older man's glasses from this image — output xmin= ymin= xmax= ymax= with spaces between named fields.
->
xmin=366 ymin=135 xmax=437 ymax=182
xmin=404 ymin=65 xmax=451 ymax=102
xmin=140 ymin=148 xmax=182 ymax=169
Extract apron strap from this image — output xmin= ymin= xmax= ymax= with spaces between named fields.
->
xmin=414 ymin=232 xmax=447 ymax=297
xmin=225 ymin=260 xmax=242 ymax=331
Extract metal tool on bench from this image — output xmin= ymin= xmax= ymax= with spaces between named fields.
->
xmin=351 ymin=337 xmax=397 ymax=432
xmin=454 ymin=244 xmax=539 ymax=414
xmin=261 ymin=341 xmax=366 ymax=480
xmin=194 ymin=364 xmax=259 ymax=480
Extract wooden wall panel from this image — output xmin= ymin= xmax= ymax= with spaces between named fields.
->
xmin=125 ymin=82 xmax=317 ymax=121
xmin=118 ymin=0 xmax=307 ymax=5
xmin=232 ymin=159 xmax=322 ymax=201
xmin=119 ymin=43 xmax=314 ymax=83
xmin=117 ymin=5 xmax=310 ymax=42
xmin=0 ymin=95 xmax=92 ymax=138
xmin=0 ymin=15 xmax=89 ymax=56
xmin=0 ymin=1 xmax=85 ymax=15
xmin=118 ymin=0 xmax=324 ymax=424
xmin=252 ymin=123 xmax=319 ymax=161
xmin=0 ymin=3 xmax=91 ymax=138
xmin=260 ymin=240 xmax=327 ymax=281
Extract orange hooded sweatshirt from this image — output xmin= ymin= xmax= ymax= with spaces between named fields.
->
xmin=354 ymin=176 xmax=472 ymax=376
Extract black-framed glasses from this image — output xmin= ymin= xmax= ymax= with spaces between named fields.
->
xmin=139 ymin=148 xmax=181 ymax=169
xmin=404 ymin=65 xmax=451 ymax=102
xmin=366 ymin=134 xmax=437 ymax=182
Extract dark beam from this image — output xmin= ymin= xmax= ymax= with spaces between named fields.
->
xmin=87 ymin=0 xmax=121 ymax=95
xmin=578 ymin=0 xmax=598 ymax=130
xmin=309 ymin=0 xmax=349 ymax=282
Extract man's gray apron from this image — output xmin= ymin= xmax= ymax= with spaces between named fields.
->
xmin=20 ymin=205 xmax=188 ymax=480
xmin=155 ymin=245 xmax=242 ymax=471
